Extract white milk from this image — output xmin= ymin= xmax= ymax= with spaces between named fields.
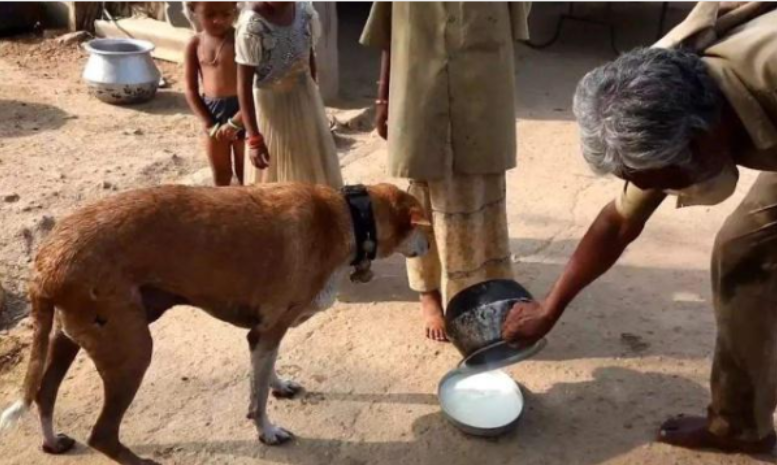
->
xmin=439 ymin=370 xmax=523 ymax=429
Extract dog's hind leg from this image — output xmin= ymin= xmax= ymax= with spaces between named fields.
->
xmin=36 ymin=330 xmax=80 ymax=455
xmin=82 ymin=305 xmax=157 ymax=465
xmin=246 ymin=325 xmax=292 ymax=445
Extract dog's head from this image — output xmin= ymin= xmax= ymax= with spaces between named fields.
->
xmin=366 ymin=183 xmax=431 ymax=260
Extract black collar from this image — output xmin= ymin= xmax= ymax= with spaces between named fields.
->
xmin=342 ymin=184 xmax=377 ymax=266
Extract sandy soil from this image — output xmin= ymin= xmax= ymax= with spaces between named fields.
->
xmin=1 ymin=3 xmax=775 ymax=465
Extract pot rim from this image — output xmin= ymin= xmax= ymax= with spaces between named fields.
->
xmin=83 ymin=38 xmax=156 ymax=56
xmin=458 ymin=338 xmax=547 ymax=375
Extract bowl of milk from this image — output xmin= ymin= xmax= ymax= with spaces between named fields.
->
xmin=438 ymin=369 xmax=524 ymax=436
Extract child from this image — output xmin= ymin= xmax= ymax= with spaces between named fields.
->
xmin=184 ymin=2 xmax=245 ymax=186
xmin=235 ymin=2 xmax=343 ymax=188
xmin=361 ymin=3 xmax=531 ymax=341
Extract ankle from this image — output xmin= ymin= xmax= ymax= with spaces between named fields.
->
xmin=419 ymin=290 xmax=441 ymax=304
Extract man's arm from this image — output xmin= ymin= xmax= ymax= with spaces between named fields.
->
xmin=503 ymin=198 xmax=662 ymax=344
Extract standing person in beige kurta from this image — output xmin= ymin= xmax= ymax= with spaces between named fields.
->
xmin=502 ymin=2 xmax=777 ymax=453
xmin=360 ymin=2 xmax=531 ymax=341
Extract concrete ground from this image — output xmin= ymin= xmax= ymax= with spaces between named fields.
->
xmin=1 ymin=3 xmax=774 ymax=465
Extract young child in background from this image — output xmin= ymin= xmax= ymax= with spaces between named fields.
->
xmin=184 ymin=2 xmax=245 ymax=186
xmin=235 ymin=2 xmax=343 ymax=188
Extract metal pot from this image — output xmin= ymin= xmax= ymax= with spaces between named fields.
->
xmin=445 ymin=279 xmax=545 ymax=372
xmin=82 ymin=38 xmax=160 ymax=105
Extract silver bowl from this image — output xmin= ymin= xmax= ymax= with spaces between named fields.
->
xmin=438 ymin=368 xmax=525 ymax=437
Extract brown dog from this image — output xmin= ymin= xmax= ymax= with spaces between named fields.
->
xmin=0 ymin=182 xmax=430 ymax=465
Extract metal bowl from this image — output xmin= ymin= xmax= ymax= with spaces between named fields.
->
xmin=438 ymin=368 xmax=525 ymax=437
xmin=445 ymin=279 xmax=536 ymax=367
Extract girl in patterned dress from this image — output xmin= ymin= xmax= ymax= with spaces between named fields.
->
xmin=235 ymin=2 xmax=342 ymax=187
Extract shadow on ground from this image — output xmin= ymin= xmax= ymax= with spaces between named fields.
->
xmin=341 ymin=235 xmax=716 ymax=362
xmin=127 ymin=367 xmax=752 ymax=465
xmin=0 ymin=99 xmax=72 ymax=138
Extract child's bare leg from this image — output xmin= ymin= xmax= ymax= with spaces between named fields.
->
xmin=421 ymin=290 xmax=447 ymax=342
xmin=204 ymin=135 xmax=233 ymax=186
xmin=232 ymin=139 xmax=245 ymax=185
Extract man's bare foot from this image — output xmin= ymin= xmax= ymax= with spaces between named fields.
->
xmin=420 ymin=291 xmax=448 ymax=342
xmin=659 ymin=415 xmax=776 ymax=454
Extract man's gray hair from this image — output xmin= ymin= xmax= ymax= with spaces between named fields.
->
xmin=573 ymin=47 xmax=723 ymax=175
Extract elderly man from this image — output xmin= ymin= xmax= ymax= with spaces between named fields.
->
xmin=360 ymin=2 xmax=531 ymax=341
xmin=503 ymin=2 xmax=777 ymax=454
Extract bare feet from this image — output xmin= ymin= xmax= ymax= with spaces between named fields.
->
xmin=420 ymin=291 xmax=448 ymax=342
xmin=659 ymin=415 xmax=776 ymax=454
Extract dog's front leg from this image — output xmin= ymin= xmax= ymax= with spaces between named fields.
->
xmin=247 ymin=327 xmax=292 ymax=445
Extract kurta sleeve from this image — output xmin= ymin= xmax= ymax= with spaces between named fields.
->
xmin=359 ymin=2 xmax=392 ymax=50
xmin=614 ymin=182 xmax=666 ymax=224
xmin=509 ymin=2 xmax=532 ymax=42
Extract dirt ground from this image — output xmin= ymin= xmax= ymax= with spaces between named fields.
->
xmin=1 ymin=3 xmax=775 ymax=465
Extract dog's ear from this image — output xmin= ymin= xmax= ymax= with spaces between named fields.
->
xmin=410 ymin=208 xmax=432 ymax=228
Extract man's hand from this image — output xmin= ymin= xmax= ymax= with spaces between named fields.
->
xmin=375 ymin=102 xmax=388 ymax=140
xmin=502 ymin=300 xmax=556 ymax=347
xmin=248 ymin=139 xmax=270 ymax=169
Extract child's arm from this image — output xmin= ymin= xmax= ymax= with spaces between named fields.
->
xmin=220 ymin=108 xmax=244 ymax=141
xmin=184 ymin=36 xmax=215 ymax=134
xmin=237 ymin=64 xmax=259 ymax=138
xmin=374 ymin=48 xmax=390 ymax=140
xmin=238 ymin=63 xmax=270 ymax=168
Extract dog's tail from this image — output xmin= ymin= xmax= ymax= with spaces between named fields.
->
xmin=0 ymin=291 xmax=55 ymax=431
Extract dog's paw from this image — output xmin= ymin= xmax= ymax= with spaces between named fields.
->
xmin=41 ymin=433 xmax=76 ymax=455
xmin=271 ymin=379 xmax=303 ymax=399
xmin=259 ymin=425 xmax=294 ymax=445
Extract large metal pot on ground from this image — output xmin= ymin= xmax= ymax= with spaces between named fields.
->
xmin=82 ymin=38 xmax=160 ymax=105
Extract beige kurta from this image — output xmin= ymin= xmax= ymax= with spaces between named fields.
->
xmin=407 ymin=173 xmax=513 ymax=305
xmin=360 ymin=2 xmax=529 ymax=303
xmin=360 ymin=2 xmax=531 ymax=180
